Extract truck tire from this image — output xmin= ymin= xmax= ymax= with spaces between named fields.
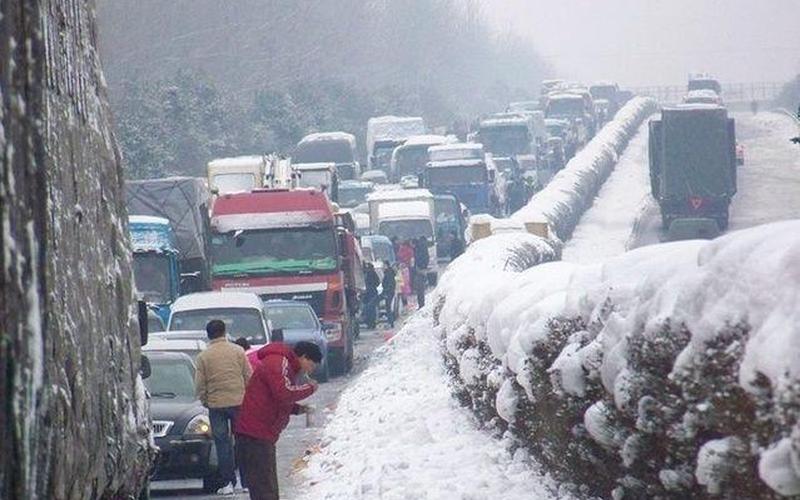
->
xmin=345 ymin=331 xmax=354 ymax=373
xmin=328 ymin=348 xmax=345 ymax=377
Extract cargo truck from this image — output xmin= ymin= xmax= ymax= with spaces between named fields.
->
xmin=648 ymin=105 xmax=737 ymax=238
xmin=129 ymin=215 xmax=181 ymax=324
xmin=209 ymin=189 xmax=356 ymax=375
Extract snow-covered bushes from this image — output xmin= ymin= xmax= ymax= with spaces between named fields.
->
xmin=435 ymin=221 xmax=800 ymax=498
xmin=513 ymin=97 xmax=658 ymax=241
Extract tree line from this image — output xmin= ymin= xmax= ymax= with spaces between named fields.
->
xmin=98 ymin=0 xmax=549 ymax=179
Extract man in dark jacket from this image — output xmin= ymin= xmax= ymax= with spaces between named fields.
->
xmin=414 ymin=236 xmax=430 ymax=270
xmin=235 ymin=342 xmax=321 ymax=500
xmin=380 ymin=261 xmax=397 ymax=327
xmin=362 ymin=263 xmax=380 ymax=328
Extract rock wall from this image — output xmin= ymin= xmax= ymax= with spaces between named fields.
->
xmin=1 ymin=1 xmax=153 ymax=498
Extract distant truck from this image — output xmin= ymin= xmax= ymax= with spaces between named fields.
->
xmin=366 ymin=116 xmax=426 ymax=174
xmin=126 ymin=177 xmax=212 ymax=293
xmin=688 ymin=75 xmax=722 ymax=95
xmin=293 ymin=132 xmax=360 ymax=180
xmin=424 ymin=143 xmax=502 ymax=215
xmin=390 ymin=134 xmax=450 ymax=182
xmin=293 ymin=162 xmax=339 ymax=202
xmin=545 ymin=93 xmax=591 ymax=145
xmin=589 ymin=81 xmax=620 ymax=118
xmin=477 ymin=114 xmax=542 ymax=161
xmin=433 ymin=194 xmax=467 ymax=261
xmin=129 ymin=215 xmax=181 ymax=323
xmin=367 ymin=188 xmax=438 ymax=285
xmin=648 ymin=105 xmax=737 ymax=236
xmin=209 ymin=189 xmax=357 ymax=375
xmin=207 ymin=155 xmax=266 ymax=195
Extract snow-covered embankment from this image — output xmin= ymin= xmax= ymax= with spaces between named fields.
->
xmin=435 ymin=101 xmax=800 ymax=497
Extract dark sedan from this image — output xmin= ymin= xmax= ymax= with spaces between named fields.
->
xmin=144 ymin=351 xmax=221 ymax=492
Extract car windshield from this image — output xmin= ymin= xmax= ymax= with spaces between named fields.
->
xmin=366 ymin=239 xmax=395 ymax=263
xmin=213 ymin=173 xmax=256 ymax=194
xmin=427 ymin=165 xmax=486 ymax=186
xmin=379 ymin=220 xmax=433 ymax=241
xmin=133 ymin=253 xmax=172 ymax=304
xmin=211 ymin=227 xmax=337 ymax=276
xmin=339 ymin=185 xmax=373 ymax=208
xmin=435 ymin=198 xmax=459 ymax=225
xmin=170 ymin=308 xmax=267 ymax=344
xmin=374 ymin=146 xmax=395 ymax=172
xmin=297 ymin=169 xmax=333 ymax=191
xmin=145 ymin=356 xmax=196 ymax=399
xmin=394 ymin=145 xmax=430 ymax=177
xmin=479 ymin=125 xmax=531 ymax=156
xmin=547 ymin=98 xmax=584 ymax=117
xmin=265 ymin=305 xmax=318 ymax=330
xmin=294 ymin=140 xmax=353 ymax=163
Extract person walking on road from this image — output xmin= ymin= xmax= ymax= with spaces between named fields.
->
xmin=380 ymin=260 xmax=397 ymax=327
xmin=195 ymin=320 xmax=253 ymax=495
xmin=413 ymin=236 xmax=430 ymax=271
xmin=363 ymin=262 xmax=380 ymax=328
xmin=235 ymin=341 xmax=321 ymax=500
xmin=413 ymin=237 xmax=430 ymax=309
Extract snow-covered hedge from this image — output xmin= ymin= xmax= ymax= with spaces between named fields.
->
xmin=434 ymin=220 xmax=800 ymax=498
xmin=513 ymin=97 xmax=658 ymax=240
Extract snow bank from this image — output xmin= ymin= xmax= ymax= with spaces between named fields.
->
xmin=298 ymin=311 xmax=567 ymax=500
xmin=434 ymin=220 xmax=800 ymax=498
xmin=513 ymin=97 xmax=657 ymax=240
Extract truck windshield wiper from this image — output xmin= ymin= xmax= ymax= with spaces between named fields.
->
xmin=150 ymin=391 xmax=177 ymax=399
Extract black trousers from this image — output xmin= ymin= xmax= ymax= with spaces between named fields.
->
xmin=236 ymin=434 xmax=278 ymax=500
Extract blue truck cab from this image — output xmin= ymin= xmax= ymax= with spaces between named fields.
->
xmin=129 ymin=215 xmax=181 ymax=324
xmin=424 ymin=143 xmax=498 ymax=215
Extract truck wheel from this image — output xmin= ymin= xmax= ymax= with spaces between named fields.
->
xmin=328 ymin=348 xmax=345 ymax=377
xmin=345 ymin=332 xmax=354 ymax=373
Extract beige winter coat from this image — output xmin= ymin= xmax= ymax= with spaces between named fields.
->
xmin=195 ymin=337 xmax=252 ymax=408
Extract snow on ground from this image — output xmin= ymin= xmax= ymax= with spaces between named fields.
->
xmin=561 ymin=120 xmax=651 ymax=262
xmin=729 ymin=112 xmax=800 ymax=231
xmin=297 ymin=310 xmax=563 ymax=500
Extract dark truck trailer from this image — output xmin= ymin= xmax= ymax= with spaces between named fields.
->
xmin=126 ymin=177 xmax=212 ymax=292
xmin=649 ymin=105 xmax=737 ymax=236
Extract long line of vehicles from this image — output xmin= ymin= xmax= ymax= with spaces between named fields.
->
xmin=129 ymin=76 xmax=633 ymax=493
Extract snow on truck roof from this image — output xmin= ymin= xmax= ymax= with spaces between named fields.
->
xmin=480 ymin=116 xmax=529 ymax=128
xmin=547 ymin=92 xmax=585 ymax=101
xmin=171 ymin=292 xmax=264 ymax=312
xmin=129 ymin=215 xmax=170 ymax=226
xmin=401 ymin=134 xmax=450 ymax=146
xmin=293 ymin=162 xmax=336 ymax=171
xmin=207 ymin=155 xmax=265 ymax=169
xmin=211 ymin=189 xmax=334 ymax=232
xmin=428 ymin=143 xmax=483 ymax=153
xmin=367 ymin=188 xmax=433 ymax=202
xmin=299 ymin=132 xmax=356 ymax=145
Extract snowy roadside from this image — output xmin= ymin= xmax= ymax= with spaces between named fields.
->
xmin=295 ymin=310 xmax=565 ymax=500
xmin=561 ymin=120 xmax=651 ymax=262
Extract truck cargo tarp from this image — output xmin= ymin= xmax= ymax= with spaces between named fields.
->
xmin=125 ymin=177 xmax=210 ymax=262
xmin=661 ymin=107 xmax=735 ymax=199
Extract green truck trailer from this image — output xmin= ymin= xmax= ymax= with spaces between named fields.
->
xmin=649 ymin=105 xmax=737 ymax=238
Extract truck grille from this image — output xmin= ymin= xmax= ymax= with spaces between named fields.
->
xmin=261 ymin=290 xmax=327 ymax=317
xmin=152 ymin=420 xmax=174 ymax=438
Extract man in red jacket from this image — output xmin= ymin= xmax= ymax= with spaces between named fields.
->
xmin=235 ymin=341 xmax=321 ymax=500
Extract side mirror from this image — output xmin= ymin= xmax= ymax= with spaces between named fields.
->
xmin=140 ymin=354 xmax=152 ymax=380
xmin=210 ymin=186 xmax=220 ymax=195
xmin=137 ymin=300 xmax=149 ymax=346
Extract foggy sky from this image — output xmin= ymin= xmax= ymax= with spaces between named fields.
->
xmin=483 ymin=0 xmax=800 ymax=87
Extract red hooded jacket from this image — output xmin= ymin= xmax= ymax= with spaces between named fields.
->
xmin=235 ymin=343 xmax=316 ymax=443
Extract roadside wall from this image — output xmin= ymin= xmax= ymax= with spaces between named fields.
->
xmin=1 ymin=2 xmax=153 ymax=498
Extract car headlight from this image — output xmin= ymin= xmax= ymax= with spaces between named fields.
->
xmin=184 ymin=414 xmax=212 ymax=437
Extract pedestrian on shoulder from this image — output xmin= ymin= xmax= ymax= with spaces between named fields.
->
xmin=195 ymin=320 xmax=252 ymax=495
xmin=363 ymin=262 xmax=380 ymax=328
xmin=380 ymin=261 xmax=397 ymax=327
xmin=235 ymin=341 xmax=321 ymax=500
xmin=414 ymin=236 xmax=430 ymax=271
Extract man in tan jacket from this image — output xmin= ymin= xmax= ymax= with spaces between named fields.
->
xmin=195 ymin=319 xmax=252 ymax=495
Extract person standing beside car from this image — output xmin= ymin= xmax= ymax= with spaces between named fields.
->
xmin=195 ymin=319 xmax=252 ymax=495
xmin=380 ymin=261 xmax=397 ymax=328
xmin=235 ymin=341 xmax=321 ymax=500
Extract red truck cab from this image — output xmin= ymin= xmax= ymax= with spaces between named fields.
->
xmin=210 ymin=188 xmax=355 ymax=374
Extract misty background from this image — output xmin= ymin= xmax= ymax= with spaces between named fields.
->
xmin=98 ymin=0 xmax=800 ymax=180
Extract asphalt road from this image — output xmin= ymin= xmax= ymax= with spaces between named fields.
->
xmin=151 ymin=322 xmax=396 ymax=499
